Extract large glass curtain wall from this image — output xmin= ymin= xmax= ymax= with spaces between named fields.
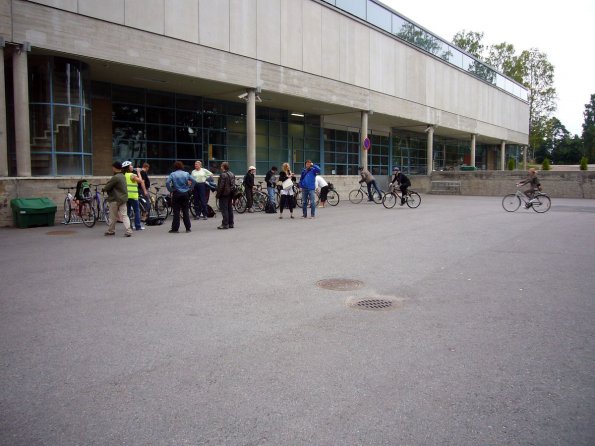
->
xmin=392 ymin=134 xmax=428 ymax=175
xmin=110 ymin=84 xmax=322 ymax=175
xmin=29 ymin=56 xmax=92 ymax=175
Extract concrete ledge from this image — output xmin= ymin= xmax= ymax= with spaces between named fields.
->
xmin=1 ymin=171 xmax=593 ymax=226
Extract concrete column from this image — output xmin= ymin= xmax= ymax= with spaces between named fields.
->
xmin=13 ymin=47 xmax=31 ymax=176
xmin=470 ymin=134 xmax=476 ymax=168
xmin=426 ymin=126 xmax=434 ymax=175
xmin=360 ymin=111 xmax=368 ymax=170
xmin=0 ymin=46 xmax=8 ymax=176
xmin=246 ymin=89 xmax=256 ymax=170
xmin=500 ymin=140 xmax=506 ymax=171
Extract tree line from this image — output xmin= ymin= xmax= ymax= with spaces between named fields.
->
xmin=453 ymin=30 xmax=594 ymax=165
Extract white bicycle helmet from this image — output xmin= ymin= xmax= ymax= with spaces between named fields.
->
xmin=121 ymin=160 xmax=132 ymax=168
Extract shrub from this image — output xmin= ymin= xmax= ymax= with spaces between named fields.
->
xmin=542 ymin=158 xmax=551 ymax=171
xmin=580 ymin=157 xmax=588 ymax=170
xmin=507 ymin=158 xmax=516 ymax=170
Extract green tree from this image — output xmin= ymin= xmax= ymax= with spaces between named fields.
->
xmin=580 ymin=156 xmax=588 ymax=170
xmin=582 ymin=94 xmax=595 ymax=162
xmin=452 ymin=30 xmax=485 ymax=58
xmin=507 ymin=158 xmax=516 ymax=170
xmin=542 ymin=158 xmax=551 ymax=170
xmin=538 ymin=117 xmax=583 ymax=164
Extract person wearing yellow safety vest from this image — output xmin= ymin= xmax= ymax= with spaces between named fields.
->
xmin=122 ymin=161 xmax=148 ymax=231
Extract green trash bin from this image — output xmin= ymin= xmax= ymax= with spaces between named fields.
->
xmin=10 ymin=198 xmax=58 ymax=228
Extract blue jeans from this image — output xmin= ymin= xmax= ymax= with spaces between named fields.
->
xmin=367 ymin=181 xmax=382 ymax=200
xmin=127 ymin=198 xmax=141 ymax=229
xmin=267 ymin=186 xmax=276 ymax=205
xmin=302 ymin=188 xmax=316 ymax=217
xmin=193 ymin=182 xmax=208 ymax=217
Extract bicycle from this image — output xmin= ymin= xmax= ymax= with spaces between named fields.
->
xmin=58 ymin=185 xmax=96 ymax=227
xmin=260 ymin=181 xmax=281 ymax=209
xmin=502 ymin=188 xmax=551 ymax=213
xmin=320 ymin=182 xmax=340 ymax=207
xmin=90 ymin=183 xmax=110 ymax=224
xmin=295 ymin=183 xmax=320 ymax=208
xmin=349 ymin=183 xmax=384 ymax=204
xmin=382 ymin=185 xmax=421 ymax=209
xmin=149 ymin=184 xmax=171 ymax=220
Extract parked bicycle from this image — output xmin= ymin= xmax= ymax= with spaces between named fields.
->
xmin=502 ymin=188 xmax=551 ymax=213
xmin=234 ymin=181 xmax=266 ymax=213
xmin=295 ymin=183 xmax=321 ymax=208
xmin=150 ymin=184 xmax=171 ymax=220
xmin=58 ymin=185 xmax=96 ymax=227
xmin=349 ymin=184 xmax=384 ymax=204
xmin=321 ymin=182 xmax=340 ymax=206
xmin=90 ymin=183 xmax=109 ymax=224
xmin=382 ymin=185 xmax=421 ymax=209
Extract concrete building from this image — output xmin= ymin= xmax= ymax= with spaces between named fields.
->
xmin=0 ymin=0 xmax=529 ymax=179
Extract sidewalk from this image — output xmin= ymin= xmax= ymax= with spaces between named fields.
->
xmin=1 ymin=196 xmax=594 ymax=445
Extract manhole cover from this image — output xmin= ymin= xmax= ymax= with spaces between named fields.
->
xmin=347 ymin=297 xmax=400 ymax=311
xmin=316 ymin=278 xmax=364 ymax=291
xmin=46 ymin=230 xmax=77 ymax=236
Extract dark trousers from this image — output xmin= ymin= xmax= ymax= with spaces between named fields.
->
xmin=279 ymin=194 xmax=295 ymax=213
xmin=219 ymin=196 xmax=234 ymax=227
xmin=193 ymin=182 xmax=208 ymax=217
xmin=171 ymin=190 xmax=191 ymax=231
xmin=319 ymin=185 xmax=329 ymax=203
xmin=245 ymin=187 xmax=254 ymax=210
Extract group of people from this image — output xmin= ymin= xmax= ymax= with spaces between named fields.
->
xmin=102 ymin=158 xmax=543 ymax=237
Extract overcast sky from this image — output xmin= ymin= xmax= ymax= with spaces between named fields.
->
xmin=381 ymin=0 xmax=594 ymax=136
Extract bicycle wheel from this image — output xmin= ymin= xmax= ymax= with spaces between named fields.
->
xmin=406 ymin=192 xmax=421 ymax=209
xmin=63 ymin=197 xmax=72 ymax=223
xmin=254 ymin=192 xmax=267 ymax=212
xmin=155 ymin=196 xmax=169 ymax=220
xmin=349 ymin=189 xmax=363 ymax=204
xmin=372 ymin=190 xmax=384 ymax=204
xmin=102 ymin=200 xmax=110 ymax=225
xmin=234 ymin=195 xmax=247 ymax=213
xmin=80 ymin=201 xmax=96 ymax=227
xmin=327 ymin=190 xmax=340 ymax=206
xmin=502 ymin=194 xmax=520 ymax=212
xmin=382 ymin=192 xmax=397 ymax=209
xmin=532 ymin=194 xmax=551 ymax=213
xmin=295 ymin=190 xmax=302 ymax=207
xmin=91 ymin=196 xmax=101 ymax=221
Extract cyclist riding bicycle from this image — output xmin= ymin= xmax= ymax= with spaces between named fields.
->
xmin=389 ymin=167 xmax=411 ymax=206
xmin=516 ymin=167 xmax=541 ymax=208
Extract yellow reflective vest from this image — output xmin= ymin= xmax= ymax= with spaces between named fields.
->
xmin=124 ymin=172 xmax=139 ymax=200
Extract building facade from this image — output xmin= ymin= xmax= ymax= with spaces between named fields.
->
xmin=0 ymin=0 xmax=529 ymax=178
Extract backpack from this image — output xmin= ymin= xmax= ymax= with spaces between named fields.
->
xmin=145 ymin=216 xmax=164 ymax=226
xmin=75 ymin=179 xmax=91 ymax=201
xmin=265 ymin=200 xmax=277 ymax=214
xmin=207 ymin=204 xmax=216 ymax=218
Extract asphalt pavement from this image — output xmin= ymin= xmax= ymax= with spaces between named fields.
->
xmin=1 ymin=195 xmax=594 ymax=445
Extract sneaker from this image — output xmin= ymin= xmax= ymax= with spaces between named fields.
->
xmin=279 ymin=215 xmax=283 ymax=219
xmin=125 ymin=232 xmax=132 ymax=237
xmin=104 ymin=231 xmax=115 ymax=236
xmin=525 ymin=203 xmax=532 ymax=209
xmin=139 ymin=225 xmax=146 ymax=230
xmin=290 ymin=215 xmax=294 ymax=219
xmin=168 ymin=229 xmax=179 ymax=233
xmin=229 ymin=225 xmax=234 ymax=228
xmin=217 ymin=225 xmax=228 ymax=230
xmin=185 ymin=229 xmax=191 ymax=233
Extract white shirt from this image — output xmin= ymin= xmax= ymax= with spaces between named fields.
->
xmin=315 ymin=175 xmax=328 ymax=188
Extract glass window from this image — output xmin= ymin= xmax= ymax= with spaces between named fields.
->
xmin=367 ymin=1 xmax=391 ymax=31
xmin=112 ymin=85 xmax=144 ymax=104
xmin=147 ymin=90 xmax=174 ymax=108
xmin=336 ymin=0 xmax=365 ymax=19
xmin=52 ymin=58 xmax=80 ymax=105
xmin=54 ymin=106 xmax=81 ymax=152
xmin=146 ymin=107 xmax=175 ymax=125
xmin=28 ymin=56 xmax=51 ymax=103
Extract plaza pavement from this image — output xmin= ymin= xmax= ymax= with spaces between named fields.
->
xmin=1 ymin=195 xmax=594 ymax=445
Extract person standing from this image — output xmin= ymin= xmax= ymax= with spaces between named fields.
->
xmin=358 ymin=166 xmax=382 ymax=202
xmin=137 ymin=162 xmax=151 ymax=221
xmin=264 ymin=166 xmax=278 ymax=207
xmin=123 ymin=160 xmax=148 ymax=230
xmin=299 ymin=160 xmax=320 ymax=218
xmin=315 ymin=174 xmax=330 ymax=208
xmin=216 ymin=161 xmax=236 ymax=229
xmin=244 ymin=166 xmax=256 ymax=213
xmin=165 ymin=161 xmax=196 ymax=233
xmin=278 ymin=163 xmax=295 ymax=219
xmin=389 ymin=166 xmax=411 ymax=205
xmin=102 ymin=161 xmax=132 ymax=237
xmin=191 ymin=160 xmax=213 ymax=220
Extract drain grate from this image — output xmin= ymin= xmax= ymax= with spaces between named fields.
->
xmin=316 ymin=278 xmax=364 ymax=291
xmin=347 ymin=297 xmax=400 ymax=311
xmin=46 ymin=230 xmax=77 ymax=236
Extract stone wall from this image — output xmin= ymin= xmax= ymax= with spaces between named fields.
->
xmin=0 ymin=172 xmax=592 ymax=227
